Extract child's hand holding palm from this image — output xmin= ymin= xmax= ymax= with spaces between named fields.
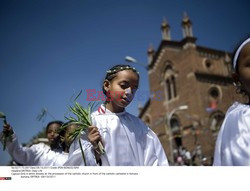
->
xmin=88 ymin=126 xmax=104 ymax=163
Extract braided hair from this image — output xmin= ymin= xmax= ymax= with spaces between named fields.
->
xmin=102 ymin=64 xmax=140 ymax=96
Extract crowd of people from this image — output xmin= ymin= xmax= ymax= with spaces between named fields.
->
xmin=173 ymin=145 xmax=211 ymax=166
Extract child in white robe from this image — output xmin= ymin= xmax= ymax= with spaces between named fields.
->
xmin=1 ymin=121 xmax=68 ymax=166
xmin=65 ymin=65 xmax=168 ymax=166
xmin=213 ymin=37 xmax=250 ymax=166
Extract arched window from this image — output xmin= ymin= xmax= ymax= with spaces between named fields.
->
xmin=171 ymin=76 xmax=177 ymax=98
xmin=206 ymin=86 xmax=222 ymax=112
xmin=163 ymin=63 xmax=177 ymax=101
xmin=170 ymin=117 xmax=182 ymax=148
xmin=166 ymin=79 xmax=171 ymax=100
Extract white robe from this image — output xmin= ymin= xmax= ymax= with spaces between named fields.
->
xmin=64 ymin=105 xmax=169 ymax=166
xmin=213 ymin=102 xmax=250 ymax=166
xmin=1 ymin=132 xmax=68 ymax=166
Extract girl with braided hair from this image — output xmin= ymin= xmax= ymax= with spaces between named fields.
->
xmin=65 ymin=64 xmax=168 ymax=166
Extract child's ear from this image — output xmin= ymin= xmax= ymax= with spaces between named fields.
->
xmin=103 ymin=80 xmax=110 ymax=92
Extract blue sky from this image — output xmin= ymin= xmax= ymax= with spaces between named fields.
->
xmin=0 ymin=0 xmax=249 ymax=165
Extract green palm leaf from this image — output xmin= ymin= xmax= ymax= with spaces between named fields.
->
xmin=0 ymin=111 xmax=12 ymax=151
xmin=63 ymin=101 xmax=105 ymax=165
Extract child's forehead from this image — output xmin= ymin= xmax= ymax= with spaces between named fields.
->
xmin=113 ymin=70 xmax=139 ymax=86
xmin=47 ymin=125 xmax=59 ymax=132
xmin=48 ymin=123 xmax=60 ymax=129
xmin=115 ymin=70 xmax=139 ymax=80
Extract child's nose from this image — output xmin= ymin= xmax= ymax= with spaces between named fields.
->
xmin=125 ymin=87 xmax=132 ymax=95
xmin=51 ymin=131 xmax=55 ymax=136
xmin=125 ymin=87 xmax=134 ymax=102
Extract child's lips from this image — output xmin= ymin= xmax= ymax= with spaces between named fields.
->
xmin=49 ymin=138 xmax=54 ymax=142
xmin=122 ymin=97 xmax=130 ymax=103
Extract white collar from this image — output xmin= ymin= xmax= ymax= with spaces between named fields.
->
xmin=97 ymin=104 xmax=127 ymax=116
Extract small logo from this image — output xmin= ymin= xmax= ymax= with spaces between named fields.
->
xmin=0 ymin=177 xmax=12 ymax=180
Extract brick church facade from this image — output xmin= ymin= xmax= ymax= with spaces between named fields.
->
xmin=138 ymin=13 xmax=244 ymax=165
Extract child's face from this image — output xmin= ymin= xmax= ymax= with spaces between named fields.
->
xmin=104 ymin=70 xmax=139 ymax=111
xmin=46 ymin=123 xmax=60 ymax=144
xmin=238 ymin=43 xmax=250 ymax=95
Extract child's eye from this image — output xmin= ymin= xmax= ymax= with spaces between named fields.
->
xmin=120 ymin=84 xmax=128 ymax=89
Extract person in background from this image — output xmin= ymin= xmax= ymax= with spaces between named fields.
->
xmin=1 ymin=121 xmax=68 ymax=166
xmin=213 ymin=37 xmax=250 ymax=166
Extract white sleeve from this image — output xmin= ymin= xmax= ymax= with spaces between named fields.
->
xmin=5 ymin=132 xmax=45 ymax=166
xmin=64 ymin=133 xmax=97 ymax=166
xmin=152 ymin=131 xmax=169 ymax=166
xmin=144 ymin=129 xmax=169 ymax=166
xmin=214 ymin=106 xmax=250 ymax=166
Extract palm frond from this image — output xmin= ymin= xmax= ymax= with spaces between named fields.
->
xmin=74 ymin=90 xmax=83 ymax=102
xmin=64 ymin=100 xmax=105 ymax=165
xmin=0 ymin=111 xmax=11 ymax=151
xmin=0 ymin=112 xmax=6 ymax=118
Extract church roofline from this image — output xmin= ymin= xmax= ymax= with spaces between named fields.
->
xmin=148 ymin=39 xmax=181 ymax=69
xmin=148 ymin=38 xmax=232 ymax=70
xmin=196 ymin=46 xmax=232 ymax=58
